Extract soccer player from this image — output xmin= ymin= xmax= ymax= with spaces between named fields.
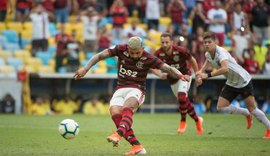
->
xmin=74 ymin=36 xmax=190 ymax=155
xmin=151 ymin=32 xmax=204 ymax=135
xmin=196 ymin=32 xmax=270 ymax=139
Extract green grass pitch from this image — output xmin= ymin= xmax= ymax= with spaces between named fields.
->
xmin=0 ymin=114 xmax=270 ymax=156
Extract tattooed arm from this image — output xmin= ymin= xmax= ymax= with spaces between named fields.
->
xmin=159 ymin=63 xmax=190 ymax=81
xmin=74 ymin=49 xmax=110 ymax=80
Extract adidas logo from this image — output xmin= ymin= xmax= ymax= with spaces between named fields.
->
xmin=119 ymin=124 xmax=126 ymax=128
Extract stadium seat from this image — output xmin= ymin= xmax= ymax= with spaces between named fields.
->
xmin=127 ymin=17 xmax=140 ymax=24
xmin=92 ymin=61 xmax=107 ymax=74
xmin=23 ymin=22 xmax=32 ymax=30
xmin=7 ymin=22 xmax=23 ymax=33
xmin=58 ymin=66 xmax=67 ymax=73
xmin=26 ymin=57 xmax=42 ymax=72
xmin=0 ymin=51 xmax=13 ymax=61
xmin=159 ymin=17 xmax=172 ymax=27
xmin=14 ymin=50 xmax=31 ymax=63
xmin=48 ymin=37 xmax=56 ymax=46
xmin=24 ymin=65 xmax=35 ymax=73
xmin=48 ymin=59 xmax=55 ymax=69
xmin=4 ymin=43 xmax=20 ymax=52
xmin=0 ymin=35 xmax=8 ymax=48
xmin=35 ymin=51 xmax=53 ymax=65
xmin=47 ymin=46 xmax=56 ymax=56
xmin=0 ymin=22 xmax=6 ymax=33
xmin=49 ymin=23 xmax=59 ymax=36
xmin=105 ymin=57 xmax=117 ymax=74
xmin=0 ymin=65 xmax=15 ymax=73
xmin=21 ymin=30 xmax=32 ymax=40
xmin=0 ymin=57 xmax=5 ymax=66
xmin=138 ymin=24 xmax=147 ymax=31
xmin=79 ymin=51 xmax=85 ymax=62
xmin=6 ymin=57 xmax=24 ymax=70
xmin=38 ymin=65 xmax=55 ymax=73
xmin=1 ymin=30 xmax=19 ymax=43
xmin=24 ymin=44 xmax=32 ymax=52
xmin=105 ymin=24 xmax=113 ymax=31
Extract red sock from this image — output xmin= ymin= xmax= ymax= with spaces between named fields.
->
xmin=178 ymin=92 xmax=188 ymax=122
xmin=112 ymin=113 xmax=140 ymax=145
xmin=117 ymin=107 xmax=133 ymax=137
xmin=112 ymin=114 xmax=122 ymax=128
xmin=186 ymin=97 xmax=199 ymax=122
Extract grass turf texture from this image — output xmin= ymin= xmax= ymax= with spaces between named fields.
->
xmin=0 ymin=114 xmax=270 ymax=156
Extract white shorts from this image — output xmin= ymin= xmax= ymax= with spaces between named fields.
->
xmin=170 ymin=78 xmax=191 ymax=97
xmin=109 ymin=88 xmax=145 ymax=107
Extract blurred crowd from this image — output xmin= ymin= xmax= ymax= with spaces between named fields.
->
xmin=29 ymin=94 xmax=110 ymax=115
xmin=0 ymin=0 xmax=270 ymax=74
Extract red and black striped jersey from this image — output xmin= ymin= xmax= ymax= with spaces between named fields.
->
xmin=108 ymin=44 xmax=164 ymax=92
xmin=155 ymin=45 xmax=191 ymax=84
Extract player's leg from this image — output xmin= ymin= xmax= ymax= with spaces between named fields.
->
xmin=108 ymin=88 xmax=146 ymax=154
xmin=244 ymin=96 xmax=270 ymax=139
xmin=121 ymin=89 xmax=146 ymax=155
xmin=217 ymin=85 xmax=252 ymax=128
xmin=172 ymin=79 xmax=202 ymax=134
xmin=110 ymin=106 xmax=141 ymax=146
xmin=107 ymin=89 xmax=125 ymax=147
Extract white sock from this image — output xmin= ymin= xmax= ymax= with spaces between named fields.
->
xmin=217 ymin=104 xmax=250 ymax=116
xmin=251 ymin=108 xmax=270 ymax=129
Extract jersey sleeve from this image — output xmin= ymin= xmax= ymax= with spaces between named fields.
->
xmin=108 ymin=44 xmax=127 ymax=57
xmin=174 ymin=46 xmax=191 ymax=60
xmin=151 ymin=57 xmax=164 ymax=69
xmin=218 ymin=49 xmax=229 ymax=63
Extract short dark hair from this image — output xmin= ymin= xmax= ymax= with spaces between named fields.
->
xmin=203 ymin=32 xmax=216 ymax=40
xmin=161 ymin=32 xmax=173 ymax=40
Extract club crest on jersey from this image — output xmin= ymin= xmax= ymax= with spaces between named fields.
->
xmin=121 ymin=60 xmax=125 ymax=64
xmin=173 ymin=56 xmax=180 ymax=62
xmin=173 ymin=51 xmax=178 ymax=55
xmin=136 ymin=61 xmax=144 ymax=69
xmin=123 ymin=51 xmax=129 ymax=57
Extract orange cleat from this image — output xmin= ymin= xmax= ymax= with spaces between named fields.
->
xmin=177 ymin=121 xmax=187 ymax=134
xmin=246 ymin=114 xmax=253 ymax=129
xmin=106 ymin=131 xmax=121 ymax=147
xmin=263 ymin=129 xmax=270 ymax=139
xmin=124 ymin=145 xmax=147 ymax=155
xmin=196 ymin=116 xmax=204 ymax=135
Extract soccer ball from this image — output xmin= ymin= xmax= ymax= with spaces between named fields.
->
xmin=58 ymin=119 xmax=79 ymax=139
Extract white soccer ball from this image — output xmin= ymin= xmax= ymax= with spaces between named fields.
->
xmin=58 ymin=119 xmax=79 ymax=139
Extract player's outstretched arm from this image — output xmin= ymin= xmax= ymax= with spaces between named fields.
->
xmin=150 ymin=68 xmax=168 ymax=80
xmin=200 ymin=60 xmax=229 ymax=80
xmin=160 ymin=63 xmax=190 ymax=81
xmin=74 ymin=49 xmax=110 ymax=80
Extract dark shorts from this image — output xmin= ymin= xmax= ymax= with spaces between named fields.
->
xmin=31 ymin=39 xmax=48 ymax=53
xmin=220 ymin=81 xmax=254 ymax=103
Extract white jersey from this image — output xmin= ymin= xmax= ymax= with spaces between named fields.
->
xmin=205 ymin=46 xmax=251 ymax=88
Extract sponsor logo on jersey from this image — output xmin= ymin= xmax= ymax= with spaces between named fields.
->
xmin=119 ymin=64 xmax=138 ymax=78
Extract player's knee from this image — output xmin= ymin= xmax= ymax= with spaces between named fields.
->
xmin=177 ymin=92 xmax=187 ymax=103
